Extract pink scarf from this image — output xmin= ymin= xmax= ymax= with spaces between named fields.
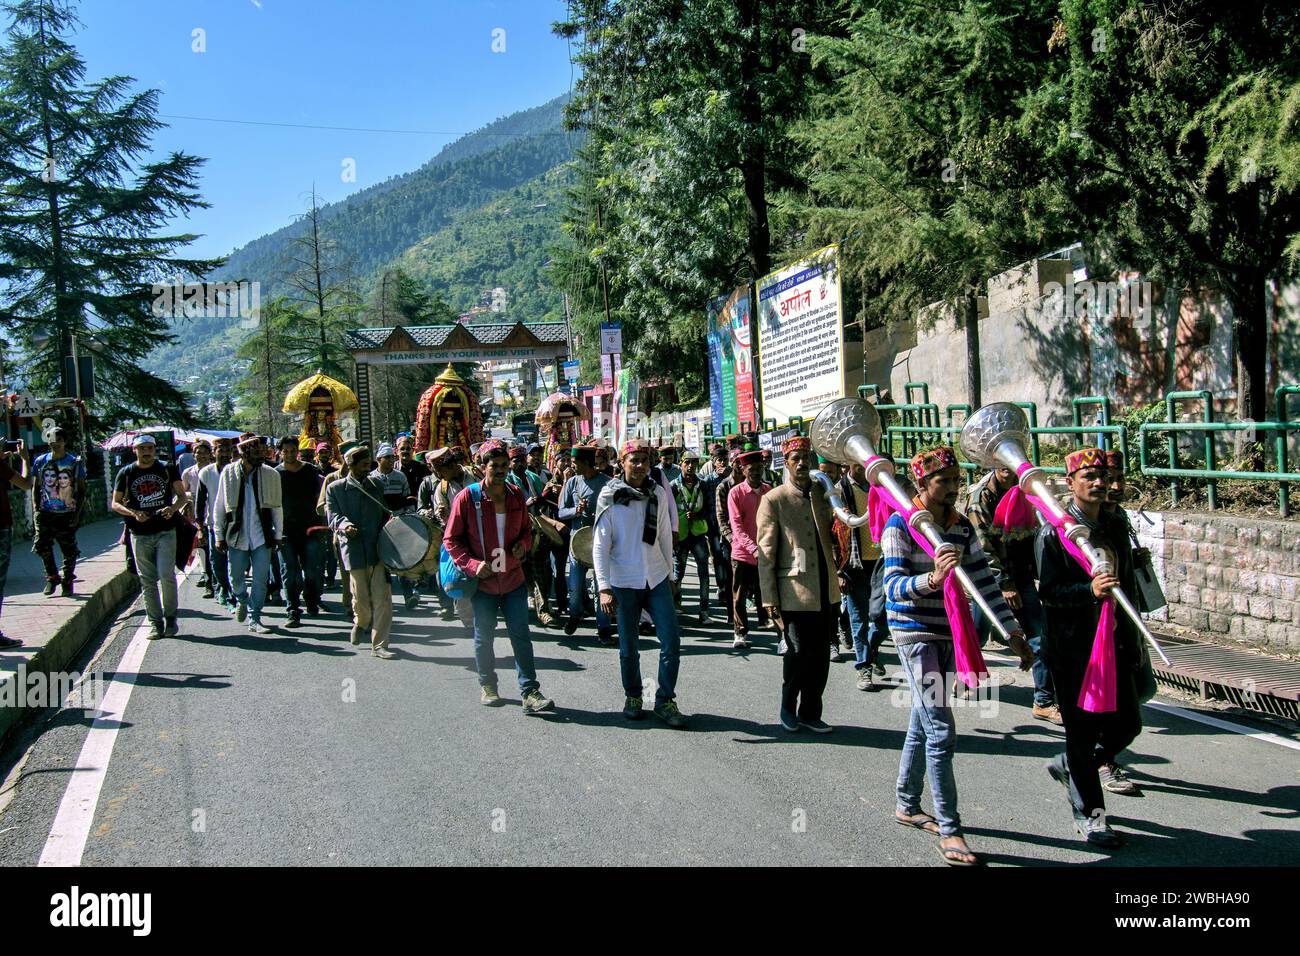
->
xmin=867 ymin=460 xmax=987 ymax=688
xmin=1025 ymin=481 xmax=1118 ymax=713
xmin=993 ymin=462 xmax=1039 ymax=532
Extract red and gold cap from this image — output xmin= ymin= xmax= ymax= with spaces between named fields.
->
xmin=910 ymin=447 xmax=958 ymax=482
xmin=1066 ymin=447 xmax=1108 ymax=475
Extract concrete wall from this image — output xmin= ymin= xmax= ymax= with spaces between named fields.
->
xmin=1137 ymin=509 xmax=1300 ymax=655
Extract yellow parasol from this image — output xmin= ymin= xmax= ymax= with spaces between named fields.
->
xmin=283 ymin=371 xmax=359 ymax=413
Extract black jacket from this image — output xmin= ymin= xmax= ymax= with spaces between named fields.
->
xmin=1035 ymin=503 xmax=1140 ymax=671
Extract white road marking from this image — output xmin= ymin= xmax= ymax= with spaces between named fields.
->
xmin=38 ymin=569 xmax=189 ymax=867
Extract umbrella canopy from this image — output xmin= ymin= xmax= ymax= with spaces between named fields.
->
xmin=534 ymin=391 xmax=591 ymax=427
xmin=100 ymin=425 xmax=233 ymax=450
xmin=282 ymin=372 xmax=359 ymax=414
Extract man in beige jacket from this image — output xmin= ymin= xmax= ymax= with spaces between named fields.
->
xmin=757 ymin=435 xmax=841 ymax=733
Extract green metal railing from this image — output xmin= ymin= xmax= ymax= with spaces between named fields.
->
xmin=1139 ymin=385 xmax=1300 ymax=517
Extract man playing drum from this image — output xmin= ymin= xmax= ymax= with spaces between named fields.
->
xmin=559 ymin=445 xmax=612 ymax=643
xmin=327 ymin=446 xmax=395 ymax=658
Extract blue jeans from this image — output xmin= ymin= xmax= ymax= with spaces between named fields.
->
xmin=278 ymin=534 xmax=325 ymax=614
xmin=674 ymin=535 xmax=710 ymax=615
xmin=207 ymin=527 xmax=232 ymax=604
xmin=973 ymin=579 xmax=1054 ymax=707
xmin=896 ymin=639 xmax=961 ymax=837
xmin=228 ymin=545 xmax=271 ymax=623
xmin=843 ymin=569 xmax=887 ymax=670
xmin=471 ymin=583 xmax=540 ymax=694
xmin=567 ymin=559 xmax=610 ymax=633
xmin=613 ymin=577 xmax=680 ymax=706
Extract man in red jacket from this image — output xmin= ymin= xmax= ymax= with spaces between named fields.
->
xmin=444 ymin=439 xmax=556 ymax=715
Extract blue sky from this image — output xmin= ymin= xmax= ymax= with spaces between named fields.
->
xmin=70 ymin=0 xmax=575 ymax=261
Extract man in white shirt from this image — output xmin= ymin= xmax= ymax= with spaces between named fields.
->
xmin=214 ymin=435 xmax=283 ymax=634
xmin=182 ymin=440 xmax=212 ymax=595
xmin=592 ymin=438 xmax=686 ymax=728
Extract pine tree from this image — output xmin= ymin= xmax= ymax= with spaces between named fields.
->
xmin=282 ymin=187 xmax=362 ymax=380
xmin=0 ymin=0 xmax=223 ymax=429
xmin=234 ymin=297 xmax=301 ymax=436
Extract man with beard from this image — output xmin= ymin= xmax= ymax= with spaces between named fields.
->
xmin=112 ymin=435 xmax=189 ymax=640
xmin=328 ymin=446 xmax=396 ymax=658
xmin=214 ymin=435 xmax=284 ymax=635
xmin=592 ymin=439 xmax=685 ymax=728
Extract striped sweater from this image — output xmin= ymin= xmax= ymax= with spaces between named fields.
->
xmin=881 ymin=510 xmax=1017 ymax=645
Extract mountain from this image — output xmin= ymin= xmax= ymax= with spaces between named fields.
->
xmin=144 ymin=93 xmax=579 ymax=409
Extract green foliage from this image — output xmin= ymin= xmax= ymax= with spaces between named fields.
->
xmin=0 ymin=0 xmax=225 ymax=431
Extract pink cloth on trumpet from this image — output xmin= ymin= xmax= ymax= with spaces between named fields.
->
xmin=993 ymin=462 xmax=1039 ymax=532
xmin=1024 ymin=485 xmax=1118 ymax=713
xmin=864 ymin=456 xmax=896 ymax=545
xmin=867 ymin=464 xmax=988 ymax=688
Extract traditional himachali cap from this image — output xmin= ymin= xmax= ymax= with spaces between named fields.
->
xmin=680 ymin=449 xmax=700 ymax=462
xmin=782 ymin=435 xmax=810 ymax=457
xmin=508 ymin=444 xmax=527 ymax=459
xmin=477 ymin=439 xmax=507 ymax=462
xmin=621 ymin=437 xmax=650 ymax=457
xmin=345 ymin=444 xmax=371 ymax=463
xmin=1066 ymin=447 xmax=1108 ymax=475
xmin=426 ymin=446 xmax=453 ymax=466
xmin=736 ymin=449 xmax=763 ymax=467
xmin=910 ymin=446 xmax=958 ymax=482
xmin=237 ymin=433 xmax=262 ymax=450
xmin=527 ymin=442 xmax=543 ymax=454
xmin=315 ymin=442 xmax=331 ymax=453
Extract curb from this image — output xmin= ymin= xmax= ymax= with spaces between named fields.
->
xmin=0 ymin=569 xmax=140 ymax=748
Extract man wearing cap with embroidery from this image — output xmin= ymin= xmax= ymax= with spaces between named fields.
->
xmin=593 ymin=438 xmax=686 ymax=728
xmin=507 ymin=444 xmax=557 ymax=626
xmin=883 ymin=446 xmax=1028 ymax=866
xmin=702 ymin=444 xmax=735 ymax=612
xmin=757 ymin=436 xmax=841 ymax=732
xmin=276 ymin=436 xmax=325 ymax=627
xmin=213 ymin=434 xmax=283 ymax=635
xmin=327 ymin=445 xmax=397 ymax=658
xmin=1037 ymin=448 xmax=1143 ymax=846
xmin=670 ymin=450 xmax=711 ymax=625
xmin=443 ymin=439 xmax=555 ymax=714
xmin=113 ymin=434 xmax=189 ymax=639
xmin=196 ymin=439 xmax=235 ymax=609
xmin=372 ymin=442 xmax=419 ymax=609
xmin=727 ymin=448 xmax=772 ymax=648
xmin=830 ymin=458 xmax=891 ymax=687
xmin=559 ymin=444 xmax=613 ymax=642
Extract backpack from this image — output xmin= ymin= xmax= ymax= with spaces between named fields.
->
xmin=440 ymin=484 xmax=485 ymax=600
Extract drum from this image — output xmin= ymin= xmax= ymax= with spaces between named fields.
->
xmin=378 ymin=513 xmax=442 ymax=579
xmin=531 ymin=513 xmax=565 ymax=548
xmin=570 ymin=525 xmax=594 ymax=568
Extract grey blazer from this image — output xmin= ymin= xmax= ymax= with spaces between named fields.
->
xmin=326 ymin=475 xmax=388 ymax=571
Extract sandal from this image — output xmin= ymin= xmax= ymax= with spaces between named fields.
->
xmin=938 ymin=836 xmax=980 ymax=867
xmin=895 ymin=812 xmax=941 ymax=835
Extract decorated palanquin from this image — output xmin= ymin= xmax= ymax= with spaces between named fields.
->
xmin=283 ymin=372 xmax=359 ymax=452
xmin=414 ymin=364 xmax=484 ymax=455
xmin=534 ymin=391 xmax=591 ymax=473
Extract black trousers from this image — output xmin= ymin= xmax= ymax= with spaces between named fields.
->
xmin=1048 ymin=659 xmax=1142 ymax=818
xmin=710 ymin=533 xmax=731 ymax=600
xmin=781 ymin=609 xmax=833 ymax=721
xmin=34 ymin=512 xmax=80 ymax=580
xmin=731 ymin=561 xmax=765 ymax=634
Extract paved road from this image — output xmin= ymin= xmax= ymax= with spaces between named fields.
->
xmin=2 ymin=572 xmax=1297 ymax=866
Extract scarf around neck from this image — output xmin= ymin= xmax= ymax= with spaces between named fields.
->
xmin=595 ymin=475 xmax=658 ymax=545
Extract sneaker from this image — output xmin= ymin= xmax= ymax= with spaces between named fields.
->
xmin=481 ymin=685 xmax=501 ymax=706
xmin=305 ymin=603 xmax=320 ymax=617
xmin=830 ymin=644 xmax=848 ymax=662
xmin=732 ymin=634 xmax=749 ymax=650
xmin=522 ymin=690 xmax=556 ymax=715
xmin=856 ymin=669 xmax=874 ymax=692
xmin=249 ymin=620 xmax=273 ymax=635
xmin=873 ymin=661 xmax=886 ymax=678
xmin=597 ymin=630 xmax=616 ymax=647
xmin=840 ymin=637 xmax=854 ymax=654
xmin=164 ymin=616 xmax=179 ymax=637
xmin=147 ymin=623 xmax=164 ymax=641
xmin=623 ymin=696 xmax=645 ymax=721
xmin=697 ymin=610 xmax=709 ymax=626
xmin=350 ymin=625 xmax=364 ymax=646
xmin=286 ymin=612 xmax=302 ymax=629
xmin=653 ymin=700 xmax=687 ymax=729
xmin=236 ymin=602 xmax=248 ymax=623
xmin=638 ymin=621 xmax=654 ymax=636
xmin=1100 ymin=763 xmax=1140 ymax=796
xmin=563 ymin=617 xmax=579 ymax=636
xmin=1076 ymin=813 xmax=1125 ymax=848
xmin=202 ymin=587 xmax=215 ymax=600
xmin=1046 ymin=757 xmax=1071 ymax=791
xmin=403 ymin=593 xmax=419 ymax=611
xmin=776 ymin=637 xmax=788 ymax=655
xmin=538 ymin=610 xmax=558 ymax=628
xmin=43 ymin=578 xmax=58 ymax=596
xmin=61 ymin=579 xmax=74 ymax=597
xmin=780 ymin=709 xmax=800 ymax=732
xmin=1033 ymin=703 xmax=1064 ymax=725
xmin=800 ymin=718 xmax=833 ymax=734
xmin=372 ymin=647 xmax=396 ymax=660
xmin=439 ymin=607 xmax=456 ymax=621
xmin=197 ymin=576 xmax=209 ymax=589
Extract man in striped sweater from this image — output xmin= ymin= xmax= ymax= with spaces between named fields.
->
xmin=882 ymin=446 xmax=1028 ymax=867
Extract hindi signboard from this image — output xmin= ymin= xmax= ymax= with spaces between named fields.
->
xmin=705 ymin=286 xmax=759 ymax=435
xmin=756 ymin=245 xmax=845 ymax=424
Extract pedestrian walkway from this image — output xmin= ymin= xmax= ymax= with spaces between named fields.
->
xmin=0 ymin=518 xmax=138 ymax=742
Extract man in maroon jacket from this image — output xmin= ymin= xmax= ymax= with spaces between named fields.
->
xmin=444 ymin=439 xmax=556 ymax=715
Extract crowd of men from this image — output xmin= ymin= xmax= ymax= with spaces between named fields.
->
xmin=102 ymin=425 xmax=1149 ymax=865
